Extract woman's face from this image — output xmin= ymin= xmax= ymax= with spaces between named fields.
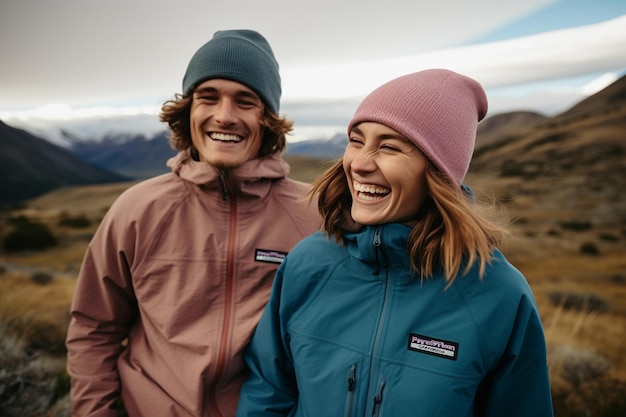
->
xmin=343 ymin=122 xmax=429 ymax=226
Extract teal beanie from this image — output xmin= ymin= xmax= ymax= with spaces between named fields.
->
xmin=182 ymin=29 xmax=282 ymax=114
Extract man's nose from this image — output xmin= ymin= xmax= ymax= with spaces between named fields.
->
xmin=214 ymin=100 xmax=237 ymax=125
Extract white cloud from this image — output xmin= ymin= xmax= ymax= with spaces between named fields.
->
xmin=282 ymin=15 xmax=626 ymax=100
xmin=0 ymin=0 xmax=557 ymax=110
xmin=1 ymin=3 xmax=625 ymax=143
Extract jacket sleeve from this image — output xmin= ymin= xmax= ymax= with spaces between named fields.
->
xmin=478 ymin=294 xmax=554 ymax=417
xmin=65 ymin=204 xmax=138 ymax=417
xmin=236 ymin=264 xmax=298 ymax=417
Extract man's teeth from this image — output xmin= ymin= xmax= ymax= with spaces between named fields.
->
xmin=354 ymin=181 xmax=390 ymax=199
xmin=210 ymin=132 xmax=242 ymax=142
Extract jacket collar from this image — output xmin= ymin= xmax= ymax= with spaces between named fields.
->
xmin=167 ymin=149 xmax=290 ymax=198
xmin=345 ymin=224 xmax=412 ymax=270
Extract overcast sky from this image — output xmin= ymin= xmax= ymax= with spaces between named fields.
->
xmin=1 ymin=0 xmax=625 ymax=142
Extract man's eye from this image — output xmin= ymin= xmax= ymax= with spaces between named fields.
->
xmin=237 ymin=97 xmax=261 ymax=107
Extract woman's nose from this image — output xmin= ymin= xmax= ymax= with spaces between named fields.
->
xmin=350 ymin=149 xmax=377 ymax=173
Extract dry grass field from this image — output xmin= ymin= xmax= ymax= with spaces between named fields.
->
xmin=1 ymin=146 xmax=625 ymax=415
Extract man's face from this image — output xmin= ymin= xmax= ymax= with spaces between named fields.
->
xmin=190 ymin=78 xmax=264 ymax=169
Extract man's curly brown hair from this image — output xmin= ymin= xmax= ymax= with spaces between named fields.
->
xmin=159 ymin=92 xmax=293 ymax=158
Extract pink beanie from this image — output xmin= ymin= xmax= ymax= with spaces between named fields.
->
xmin=348 ymin=69 xmax=488 ymax=185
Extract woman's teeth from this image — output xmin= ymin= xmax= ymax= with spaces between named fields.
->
xmin=354 ymin=181 xmax=390 ymax=200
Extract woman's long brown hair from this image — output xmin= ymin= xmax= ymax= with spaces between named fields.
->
xmin=308 ymin=159 xmax=508 ymax=287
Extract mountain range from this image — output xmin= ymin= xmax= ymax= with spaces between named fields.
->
xmin=0 ymin=121 xmax=127 ymax=205
xmin=0 ymin=117 xmax=349 ymax=205
xmin=0 ymin=74 xmax=624 ymax=206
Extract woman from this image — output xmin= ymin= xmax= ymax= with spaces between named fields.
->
xmin=236 ymin=69 xmax=554 ymax=417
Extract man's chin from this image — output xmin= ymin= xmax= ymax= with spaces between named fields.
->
xmin=208 ymin=159 xmax=245 ymax=171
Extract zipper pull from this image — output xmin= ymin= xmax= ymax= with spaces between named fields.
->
xmin=347 ymin=363 xmax=356 ymax=391
xmin=373 ymin=227 xmax=382 ymax=247
xmin=372 ymin=378 xmax=386 ymax=417
xmin=373 ymin=227 xmax=382 ymax=275
xmin=218 ymin=170 xmax=229 ymax=201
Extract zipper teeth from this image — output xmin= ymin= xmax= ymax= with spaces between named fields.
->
xmin=208 ymin=196 xmax=237 ymax=417
xmin=369 ymin=226 xmax=389 ymax=416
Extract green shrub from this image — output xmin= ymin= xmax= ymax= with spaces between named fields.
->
xmin=31 ymin=272 xmax=54 ymax=285
xmin=598 ymin=233 xmax=619 ymax=242
xmin=0 ymin=326 xmax=69 ymax=417
xmin=2 ymin=221 xmax=57 ymax=253
xmin=547 ymin=291 xmax=610 ymax=313
xmin=58 ymin=214 xmax=90 ymax=228
xmin=609 ymin=274 xmax=626 ymax=284
xmin=580 ymin=242 xmax=600 ymax=256
xmin=552 ymin=346 xmax=610 ymax=388
xmin=560 ymin=220 xmax=592 ymax=231
xmin=552 ymin=377 xmax=626 ymax=417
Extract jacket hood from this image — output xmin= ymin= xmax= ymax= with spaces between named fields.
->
xmin=167 ymin=149 xmax=291 ymax=197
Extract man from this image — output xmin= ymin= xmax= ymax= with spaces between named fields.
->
xmin=66 ymin=29 xmax=321 ymax=417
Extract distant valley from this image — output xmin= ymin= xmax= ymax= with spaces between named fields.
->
xmin=1 ymin=75 xmax=624 ymax=210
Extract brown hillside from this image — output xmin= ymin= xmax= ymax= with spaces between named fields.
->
xmin=467 ymin=77 xmax=626 ymax=320
xmin=558 ymin=74 xmax=626 ymax=118
xmin=470 ymin=85 xmax=625 ymax=230
xmin=476 ymin=110 xmax=547 ymax=146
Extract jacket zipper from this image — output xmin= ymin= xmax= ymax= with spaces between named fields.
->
xmin=208 ymin=173 xmax=237 ymax=417
xmin=372 ymin=227 xmax=388 ymax=275
xmin=218 ymin=170 xmax=229 ymax=201
xmin=369 ymin=226 xmax=389 ymax=416
xmin=372 ymin=378 xmax=386 ymax=417
xmin=344 ymin=363 xmax=357 ymax=417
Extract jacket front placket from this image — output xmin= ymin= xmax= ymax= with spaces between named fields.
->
xmin=207 ymin=172 xmax=239 ymax=417
xmin=367 ymin=226 xmax=390 ymax=417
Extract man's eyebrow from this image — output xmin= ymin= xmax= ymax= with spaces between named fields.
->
xmin=194 ymin=86 xmax=218 ymax=94
xmin=194 ymin=86 xmax=261 ymax=101
xmin=235 ymin=90 xmax=261 ymax=100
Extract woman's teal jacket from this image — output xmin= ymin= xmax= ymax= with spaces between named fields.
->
xmin=236 ymin=224 xmax=554 ymax=417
